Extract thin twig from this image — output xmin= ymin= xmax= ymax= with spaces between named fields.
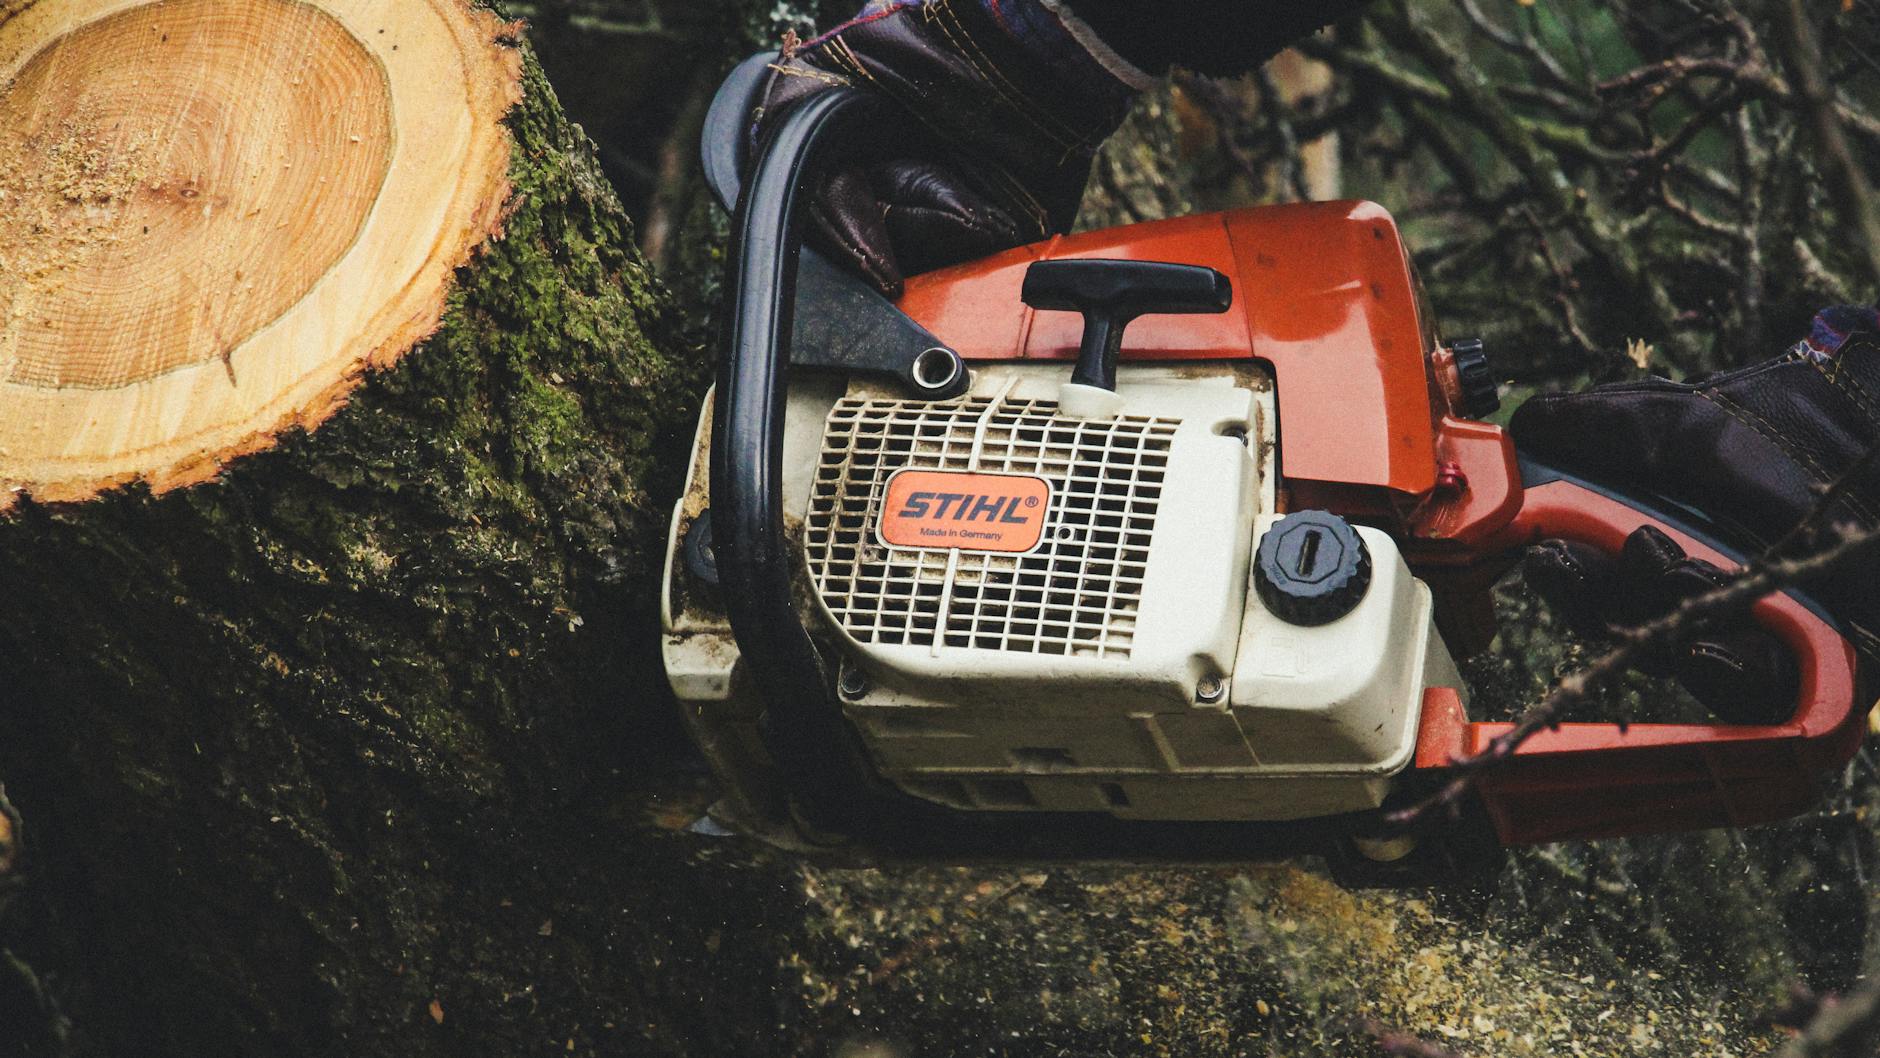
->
xmin=1774 ymin=0 xmax=1880 ymax=291
xmin=1773 ymin=980 xmax=1880 ymax=1058
xmin=1453 ymin=0 xmax=1574 ymax=92
xmin=1731 ymin=101 xmax=1769 ymax=351
xmin=1520 ymin=207 xmax=1601 ymax=360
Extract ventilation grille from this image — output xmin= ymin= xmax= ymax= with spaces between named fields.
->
xmin=804 ymin=393 xmax=1178 ymax=659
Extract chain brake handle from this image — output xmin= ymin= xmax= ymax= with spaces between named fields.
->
xmin=1443 ymin=460 xmax=1864 ymax=844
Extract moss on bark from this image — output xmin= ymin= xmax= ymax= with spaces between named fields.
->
xmin=0 ymin=41 xmax=713 ymax=1056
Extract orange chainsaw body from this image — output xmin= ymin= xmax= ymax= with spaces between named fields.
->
xmin=898 ymin=201 xmax=1863 ymax=846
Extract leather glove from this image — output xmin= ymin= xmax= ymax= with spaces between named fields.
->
xmin=1513 ymin=307 xmax=1880 ymax=722
xmin=1523 ymin=527 xmax=1799 ymax=724
xmin=750 ymin=0 xmax=1149 ymax=297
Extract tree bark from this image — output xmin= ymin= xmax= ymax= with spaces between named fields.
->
xmin=0 ymin=3 xmax=710 ymax=1052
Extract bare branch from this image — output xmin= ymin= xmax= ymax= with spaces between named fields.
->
xmin=1774 ymin=980 xmax=1880 ymax=1058
xmin=1774 ymin=0 xmax=1880 ymax=291
xmin=1520 ymin=207 xmax=1602 ymax=359
xmin=1294 ymin=32 xmax=1627 ymax=168
xmin=1453 ymin=0 xmax=1575 ymax=92
xmin=1794 ymin=236 xmax=1858 ymax=304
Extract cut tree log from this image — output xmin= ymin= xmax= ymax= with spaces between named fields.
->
xmin=0 ymin=0 xmax=517 ymax=504
xmin=0 ymin=0 xmax=713 ymax=1052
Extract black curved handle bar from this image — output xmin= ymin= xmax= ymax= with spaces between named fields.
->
xmin=709 ymin=86 xmax=926 ymax=836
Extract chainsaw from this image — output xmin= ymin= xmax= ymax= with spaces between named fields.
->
xmin=658 ymin=55 xmax=1864 ymax=884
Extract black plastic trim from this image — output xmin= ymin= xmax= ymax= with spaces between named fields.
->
xmin=702 ymin=53 xmax=968 ymax=400
xmin=712 ymin=86 xmax=901 ymax=836
xmin=700 ymin=51 xmax=775 ymax=213
xmin=1020 ymin=258 xmax=1232 ymax=392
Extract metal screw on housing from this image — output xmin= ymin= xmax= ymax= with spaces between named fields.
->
xmin=1196 ymin=676 xmax=1226 ymax=703
xmin=837 ymin=664 xmax=870 ymax=701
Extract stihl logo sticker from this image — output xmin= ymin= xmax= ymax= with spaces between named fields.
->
xmin=877 ymin=470 xmax=1051 ymax=554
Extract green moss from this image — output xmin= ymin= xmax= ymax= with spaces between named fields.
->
xmin=0 ymin=36 xmax=707 ymax=1058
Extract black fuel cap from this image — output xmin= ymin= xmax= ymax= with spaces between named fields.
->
xmin=1450 ymin=338 xmax=1500 ymax=418
xmin=1254 ymin=511 xmax=1372 ymax=626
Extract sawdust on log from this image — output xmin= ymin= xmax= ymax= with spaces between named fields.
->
xmin=782 ymin=858 xmax=1781 ymax=1056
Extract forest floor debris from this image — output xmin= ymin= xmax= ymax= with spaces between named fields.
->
xmin=776 ymin=852 xmax=1785 ymax=1057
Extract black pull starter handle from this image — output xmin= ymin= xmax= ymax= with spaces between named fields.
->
xmin=1021 ymin=259 xmax=1233 ymax=391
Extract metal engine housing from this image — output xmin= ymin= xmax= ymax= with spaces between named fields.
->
xmin=661 ymin=362 xmax=1461 ymax=825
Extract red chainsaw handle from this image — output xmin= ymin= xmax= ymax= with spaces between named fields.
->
xmin=1425 ymin=475 xmax=1865 ymax=845
xmin=1511 ymin=477 xmax=1857 ymax=738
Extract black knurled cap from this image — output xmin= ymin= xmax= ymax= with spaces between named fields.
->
xmin=1451 ymin=338 xmax=1500 ymax=418
xmin=683 ymin=515 xmax=720 ymax=586
xmin=1254 ymin=511 xmax=1373 ymax=627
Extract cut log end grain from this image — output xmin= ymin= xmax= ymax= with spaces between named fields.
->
xmin=0 ymin=0 xmax=522 ymax=509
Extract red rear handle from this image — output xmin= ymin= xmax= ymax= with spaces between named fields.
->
xmin=1418 ymin=473 xmax=1865 ymax=845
